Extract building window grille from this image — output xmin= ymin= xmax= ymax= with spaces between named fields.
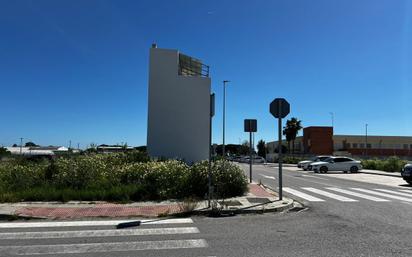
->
xmin=178 ymin=54 xmax=209 ymax=77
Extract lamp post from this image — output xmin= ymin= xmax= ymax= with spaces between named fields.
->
xmin=222 ymin=80 xmax=230 ymax=158
xmin=329 ymin=112 xmax=334 ymax=128
xmin=365 ymin=124 xmax=368 ymax=156
xmin=19 ymin=137 xmax=24 ymax=155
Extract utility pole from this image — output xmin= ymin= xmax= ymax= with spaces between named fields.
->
xmin=69 ymin=140 xmax=72 ymax=149
xmin=365 ymin=124 xmax=368 ymax=156
xmin=19 ymin=137 xmax=23 ymax=155
xmin=222 ymin=80 xmax=230 ymax=158
xmin=329 ymin=112 xmax=334 ymax=128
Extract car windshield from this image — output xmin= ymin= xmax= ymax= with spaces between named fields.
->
xmin=322 ymin=157 xmax=334 ymax=163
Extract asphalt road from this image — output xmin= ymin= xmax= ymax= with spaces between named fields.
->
xmin=0 ymin=164 xmax=411 ymax=257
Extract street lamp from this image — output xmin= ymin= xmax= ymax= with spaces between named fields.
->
xmin=365 ymin=124 xmax=368 ymax=156
xmin=222 ymin=80 xmax=230 ymax=158
xmin=329 ymin=112 xmax=334 ymax=128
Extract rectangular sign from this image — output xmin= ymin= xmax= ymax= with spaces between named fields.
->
xmin=244 ymin=119 xmax=257 ymax=132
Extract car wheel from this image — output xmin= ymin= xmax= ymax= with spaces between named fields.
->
xmin=303 ymin=168 xmax=307 ymax=171
xmin=320 ymin=166 xmax=328 ymax=173
xmin=350 ymin=166 xmax=359 ymax=173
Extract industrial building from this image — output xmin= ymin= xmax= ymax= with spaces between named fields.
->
xmin=267 ymin=126 xmax=412 ymax=160
xmin=147 ymin=45 xmax=211 ymax=163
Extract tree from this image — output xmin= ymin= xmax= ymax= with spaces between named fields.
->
xmin=283 ymin=117 xmax=303 ymax=154
xmin=257 ymin=140 xmax=266 ymax=158
xmin=0 ymin=147 xmax=11 ymax=157
xmin=25 ymin=142 xmax=38 ymax=147
xmin=12 ymin=144 xmax=18 ymax=147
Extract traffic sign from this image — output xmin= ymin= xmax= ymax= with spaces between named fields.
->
xmin=270 ymin=98 xmax=290 ymax=118
xmin=244 ymin=119 xmax=257 ymax=132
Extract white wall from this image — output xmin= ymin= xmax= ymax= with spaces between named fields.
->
xmin=147 ymin=48 xmax=211 ymax=163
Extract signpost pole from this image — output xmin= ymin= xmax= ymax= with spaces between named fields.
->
xmin=249 ymin=131 xmax=252 ymax=183
xmin=278 ymin=114 xmax=283 ymax=201
xmin=208 ymin=93 xmax=215 ymax=208
xmin=277 ymin=100 xmax=283 ymax=201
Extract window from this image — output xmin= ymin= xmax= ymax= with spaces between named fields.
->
xmin=367 ymin=144 xmax=371 ymax=149
xmin=352 ymin=143 xmax=358 ymax=148
xmin=403 ymin=144 xmax=408 ymax=150
xmin=360 ymin=143 xmax=365 ymax=148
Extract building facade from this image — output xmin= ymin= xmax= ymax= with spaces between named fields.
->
xmin=267 ymin=126 xmax=412 ymax=159
xmin=147 ymin=45 xmax=211 ymax=163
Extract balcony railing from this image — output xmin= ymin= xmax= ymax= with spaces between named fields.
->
xmin=178 ymin=53 xmax=209 ymax=77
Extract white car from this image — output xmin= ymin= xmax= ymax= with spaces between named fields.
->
xmin=242 ymin=156 xmax=266 ymax=164
xmin=309 ymin=156 xmax=362 ymax=173
xmin=297 ymin=156 xmax=331 ymax=170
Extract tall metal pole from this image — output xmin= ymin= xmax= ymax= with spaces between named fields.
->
xmin=208 ymin=93 xmax=215 ymax=208
xmin=365 ymin=124 xmax=368 ymax=156
xmin=19 ymin=137 xmax=23 ymax=155
xmin=278 ymin=101 xmax=283 ymax=200
xmin=330 ymin=112 xmax=334 ymax=128
xmin=222 ymin=80 xmax=229 ymax=158
xmin=249 ymin=132 xmax=252 ymax=183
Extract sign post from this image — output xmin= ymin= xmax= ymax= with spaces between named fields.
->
xmin=244 ymin=119 xmax=257 ymax=183
xmin=270 ymin=98 xmax=290 ymax=200
xmin=208 ymin=93 xmax=215 ymax=208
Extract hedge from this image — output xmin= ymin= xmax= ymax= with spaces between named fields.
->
xmin=361 ymin=156 xmax=407 ymax=173
xmin=0 ymin=153 xmax=248 ymax=202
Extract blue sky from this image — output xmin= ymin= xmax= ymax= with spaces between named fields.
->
xmin=0 ymin=0 xmax=411 ymax=148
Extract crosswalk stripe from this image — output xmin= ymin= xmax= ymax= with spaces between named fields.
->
xmin=0 ymin=227 xmax=199 ymax=240
xmin=0 ymin=239 xmax=208 ymax=255
xmin=399 ymin=189 xmax=412 ymax=194
xmin=283 ymin=187 xmax=325 ymax=202
xmin=374 ymin=189 xmax=412 ymax=198
xmin=0 ymin=218 xmax=193 ymax=228
xmin=351 ymin=188 xmax=412 ymax=202
xmin=302 ymin=187 xmax=358 ymax=202
xmin=326 ymin=188 xmax=390 ymax=202
xmin=259 ymin=174 xmax=276 ymax=180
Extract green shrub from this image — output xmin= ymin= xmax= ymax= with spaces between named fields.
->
xmin=0 ymin=154 xmax=248 ymax=202
xmin=282 ymin=156 xmax=305 ymax=164
xmin=361 ymin=157 xmax=406 ymax=172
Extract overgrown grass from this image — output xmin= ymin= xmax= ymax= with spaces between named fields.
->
xmin=0 ymin=153 xmax=248 ymax=202
xmin=282 ymin=156 xmax=305 ymax=164
xmin=361 ymin=156 xmax=407 ymax=172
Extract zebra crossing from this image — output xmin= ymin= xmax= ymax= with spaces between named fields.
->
xmin=283 ymin=187 xmax=412 ymax=203
xmin=0 ymin=218 xmax=209 ymax=256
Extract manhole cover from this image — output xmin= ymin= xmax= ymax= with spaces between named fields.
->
xmin=247 ymin=197 xmax=271 ymax=204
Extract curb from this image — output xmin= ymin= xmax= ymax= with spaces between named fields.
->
xmin=359 ymin=171 xmax=402 ymax=178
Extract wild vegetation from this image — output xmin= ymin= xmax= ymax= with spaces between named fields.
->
xmin=361 ymin=156 xmax=407 ymax=173
xmin=0 ymin=152 xmax=248 ymax=202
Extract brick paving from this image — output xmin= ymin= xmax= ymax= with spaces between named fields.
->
xmin=15 ymin=204 xmax=181 ymax=219
xmin=11 ymin=184 xmax=278 ymax=219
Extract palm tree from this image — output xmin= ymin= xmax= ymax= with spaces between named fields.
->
xmin=283 ymin=118 xmax=303 ymax=154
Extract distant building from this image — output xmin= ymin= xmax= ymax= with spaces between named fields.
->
xmin=267 ymin=126 xmax=412 ymax=159
xmin=5 ymin=146 xmax=70 ymax=157
xmin=147 ymin=45 xmax=211 ymax=163
xmin=96 ymin=145 xmax=135 ymax=153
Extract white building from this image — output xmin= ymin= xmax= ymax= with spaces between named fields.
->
xmin=147 ymin=45 xmax=211 ymax=163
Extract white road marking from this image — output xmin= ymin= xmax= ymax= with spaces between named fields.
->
xmin=259 ymin=174 xmax=276 ymax=180
xmin=0 ymin=218 xmax=193 ymax=228
xmin=399 ymin=189 xmax=412 ymax=194
xmin=374 ymin=189 xmax=412 ymax=198
xmin=326 ymin=188 xmax=390 ymax=202
xmin=351 ymin=188 xmax=412 ymax=202
xmin=301 ymin=175 xmax=329 ymax=180
xmin=283 ymin=187 xmax=325 ymax=202
xmin=302 ymin=187 xmax=358 ymax=202
xmin=0 ymin=227 xmax=199 ymax=240
xmin=0 ymin=239 xmax=208 ymax=255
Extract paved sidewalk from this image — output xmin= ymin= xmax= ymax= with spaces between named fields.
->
xmin=359 ymin=169 xmax=402 ymax=177
xmin=0 ymin=184 xmax=294 ymax=220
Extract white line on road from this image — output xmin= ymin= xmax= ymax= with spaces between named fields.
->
xmin=0 ymin=227 xmax=200 ymax=240
xmin=283 ymin=187 xmax=325 ymax=202
xmin=399 ymin=189 xmax=412 ymax=194
xmin=301 ymin=175 xmax=329 ymax=180
xmin=259 ymin=174 xmax=276 ymax=180
xmin=351 ymin=188 xmax=412 ymax=202
xmin=0 ymin=218 xmax=193 ymax=228
xmin=0 ymin=239 xmax=208 ymax=255
xmin=302 ymin=188 xmax=358 ymax=202
xmin=374 ymin=189 xmax=412 ymax=198
xmin=326 ymin=188 xmax=390 ymax=202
